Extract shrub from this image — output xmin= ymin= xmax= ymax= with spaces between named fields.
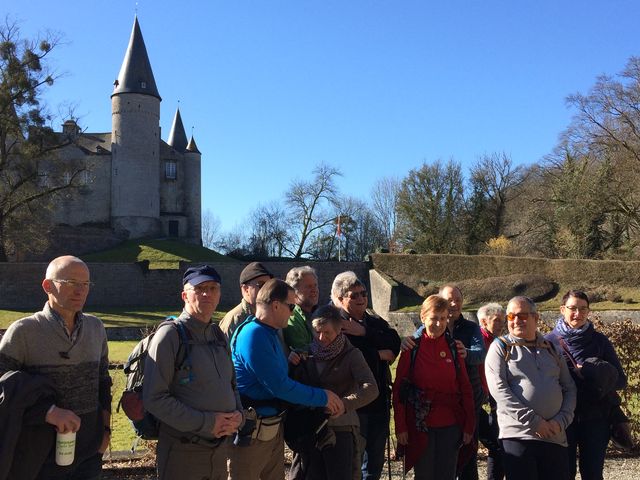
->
xmin=485 ymin=236 xmax=518 ymax=256
xmin=585 ymin=286 xmax=623 ymax=303
xmin=591 ymin=317 xmax=640 ymax=443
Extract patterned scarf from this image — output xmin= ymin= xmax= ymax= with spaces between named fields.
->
xmin=310 ymin=333 xmax=347 ymax=361
xmin=552 ymin=318 xmax=595 ymax=363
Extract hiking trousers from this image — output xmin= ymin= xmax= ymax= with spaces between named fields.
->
xmin=156 ymin=429 xmax=229 ymax=480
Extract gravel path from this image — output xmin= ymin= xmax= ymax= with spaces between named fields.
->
xmin=103 ymin=454 xmax=640 ymax=479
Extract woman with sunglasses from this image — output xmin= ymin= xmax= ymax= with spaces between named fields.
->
xmin=331 ymin=271 xmax=401 ymax=480
xmin=545 ymin=290 xmax=627 ymax=480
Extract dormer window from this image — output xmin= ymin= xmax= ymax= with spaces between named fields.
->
xmin=140 ymin=81 xmax=147 ymax=89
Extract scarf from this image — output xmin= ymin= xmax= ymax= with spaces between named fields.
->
xmin=309 ymin=333 xmax=347 ymax=361
xmin=552 ymin=318 xmax=595 ymax=363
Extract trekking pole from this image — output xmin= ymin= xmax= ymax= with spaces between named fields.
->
xmin=387 ymin=432 xmax=392 ymax=480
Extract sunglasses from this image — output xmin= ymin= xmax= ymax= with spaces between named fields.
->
xmin=345 ymin=291 xmax=368 ymax=300
xmin=506 ymin=312 xmax=533 ymax=321
xmin=280 ymin=301 xmax=296 ymax=312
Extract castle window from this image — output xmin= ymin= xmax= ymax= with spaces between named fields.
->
xmin=140 ymin=81 xmax=147 ymax=89
xmin=165 ymin=161 xmax=177 ymax=180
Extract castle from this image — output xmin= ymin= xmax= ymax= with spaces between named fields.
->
xmin=40 ymin=16 xmax=202 ymax=255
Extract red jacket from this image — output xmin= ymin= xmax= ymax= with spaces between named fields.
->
xmin=392 ymin=332 xmax=475 ymax=472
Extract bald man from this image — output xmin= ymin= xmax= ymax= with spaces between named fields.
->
xmin=0 ymin=256 xmax=111 ymax=480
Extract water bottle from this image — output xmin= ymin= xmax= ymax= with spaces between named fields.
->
xmin=55 ymin=431 xmax=76 ymax=466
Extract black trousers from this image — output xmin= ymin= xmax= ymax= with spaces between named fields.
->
xmin=502 ymin=439 xmax=569 ymax=480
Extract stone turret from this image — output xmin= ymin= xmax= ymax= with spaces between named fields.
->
xmin=184 ymin=135 xmax=202 ymax=244
xmin=110 ymin=16 xmax=161 ymax=238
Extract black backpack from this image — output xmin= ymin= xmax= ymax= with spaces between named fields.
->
xmin=118 ymin=317 xmax=192 ymax=440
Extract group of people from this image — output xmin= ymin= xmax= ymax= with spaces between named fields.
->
xmin=0 ymin=256 xmax=629 ymax=480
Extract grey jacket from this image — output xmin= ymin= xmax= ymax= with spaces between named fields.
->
xmin=485 ymin=332 xmax=576 ymax=446
xmin=143 ymin=311 xmax=242 ymax=440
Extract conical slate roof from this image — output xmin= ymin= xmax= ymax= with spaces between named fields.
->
xmin=186 ymin=135 xmax=201 ymax=154
xmin=168 ymin=108 xmax=188 ymax=151
xmin=112 ymin=16 xmax=161 ymax=100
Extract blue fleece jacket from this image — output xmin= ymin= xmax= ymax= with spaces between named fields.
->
xmin=231 ymin=316 xmax=327 ymax=416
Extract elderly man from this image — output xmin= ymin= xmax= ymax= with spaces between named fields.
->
xmin=403 ymin=284 xmax=486 ymax=480
xmin=332 ymin=271 xmax=401 ymax=480
xmin=219 ymin=262 xmax=273 ymax=340
xmin=0 ymin=256 xmax=111 ymax=480
xmin=283 ymin=265 xmax=320 ymax=351
xmin=477 ymin=303 xmax=506 ymax=480
xmin=143 ymin=265 xmax=243 ymax=480
xmin=485 ymin=296 xmax=576 ymax=480
xmin=228 ymin=278 xmax=343 ymax=480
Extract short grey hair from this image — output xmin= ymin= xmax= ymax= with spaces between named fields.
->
xmin=507 ymin=296 xmax=537 ymax=314
xmin=477 ymin=303 xmax=504 ymax=320
xmin=285 ymin=266 xmax=318 ymax=290
xmin=331 ymin=271 xmax=365 ymax=300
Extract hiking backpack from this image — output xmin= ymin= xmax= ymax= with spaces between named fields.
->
xmin=118 ymin=317 xmax=192 ymax=440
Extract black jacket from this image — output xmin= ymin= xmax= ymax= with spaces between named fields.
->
xmin=0 ymin=371 xmax=57 ymax=480
xmin=340 ymin=309 xmax=401 ymax=414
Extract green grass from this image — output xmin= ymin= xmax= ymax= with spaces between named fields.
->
xmin=109 ymin=367 xmax=139 ymax=451
xmin=81 ymin=239 xmax=236 ymax=269
xmin=0 ymin=308 xmax=225 ymax=329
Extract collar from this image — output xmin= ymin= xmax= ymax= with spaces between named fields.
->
xmin=44 ymin=302 xmax=83 ymax=339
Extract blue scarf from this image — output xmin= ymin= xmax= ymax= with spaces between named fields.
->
xmin=551 ymin=318 xmax=596 ymax=363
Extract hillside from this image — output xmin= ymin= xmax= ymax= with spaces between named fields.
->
xmin=81 ymin=239 xmax=236 ymax=269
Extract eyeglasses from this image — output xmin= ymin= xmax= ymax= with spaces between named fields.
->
xmin=564 ymin=306 xmax=589 ymax=313
xmin=50 ymin=279 xmax=94 ymax=289
xmin=186 ymin=285 xmax=220 ymax=296
xmin=246 ymin=281 xmax=266 ymax=289
xmin=506 ymin=312 xmax=533 ymax=321
xmin=345 ymin=291 xmax=368 ymax=300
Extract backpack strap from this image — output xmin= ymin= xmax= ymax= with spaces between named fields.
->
xmin=497 ymin=335 xmax=561 ymax=366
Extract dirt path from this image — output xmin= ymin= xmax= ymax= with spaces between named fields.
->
xmin=103 ymin=454 xmax=640 ymax=479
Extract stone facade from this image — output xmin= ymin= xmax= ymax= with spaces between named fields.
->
xmin=35 ymin=16 xmax=201 ymax=256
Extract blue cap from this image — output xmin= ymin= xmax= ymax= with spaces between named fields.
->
xmin=183 ymin=265 xmax=222 ymax=286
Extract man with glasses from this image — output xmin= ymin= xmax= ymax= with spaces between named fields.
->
xmin=144 ymin=265 xmax=243 ymax=480
xmin=331 ymin=271 xmax=400 ymax=480
xmin=228 ymin=278 xmax=344 ymax=480
xmin=485 ymin=296 xmax=576 ymax=480
xmin=0 ymin=255 xmax=111 ymax=479
xmin=220 ymin=262 xmax=273 ymax=341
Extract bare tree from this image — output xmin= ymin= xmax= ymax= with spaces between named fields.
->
xmin=247 ymin=201 xmax=292 ymax=257
xmin=467 ymin=152 xmax=528 ymax=240
xmin=0 ymin=19 xmax=82 ymax=260
xmin=286 ymin=164 xmax=342 ymax=258
xmin=201 ymin=209 xmax=221 ymax=249
xmin=370 ymin=176 xmax=400 ymax=252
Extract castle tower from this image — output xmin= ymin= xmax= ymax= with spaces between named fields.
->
xmin=184 ymin=135 xmax=202 ymax=245
xmin=110 ymin=16 xmax=161 ymax=238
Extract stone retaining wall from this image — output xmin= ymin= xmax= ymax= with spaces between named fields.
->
xmin=0 ymin=260 xmax=369 ymax=310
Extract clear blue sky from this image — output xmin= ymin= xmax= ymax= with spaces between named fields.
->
xmin=5 ymin=1 xmax=640 ymax=233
